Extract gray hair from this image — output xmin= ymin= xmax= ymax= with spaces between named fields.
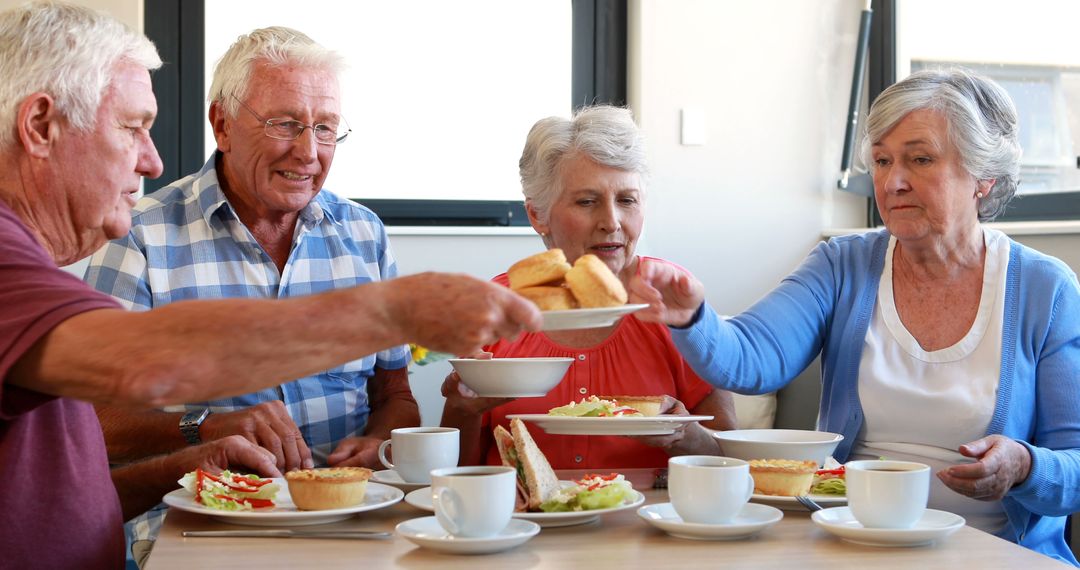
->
xmin=861 ymin=68 xmax=1021 ymax=222
xmin=519 ymin=105 xmax=647 ymax=224
xmin=0 ymin=1 xmax=161 ymax=150
xmin=208 ymin=26 xmax=345 ymax=117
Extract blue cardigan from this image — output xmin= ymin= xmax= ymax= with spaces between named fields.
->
xmin=671 ymin=229 xmax=1080 ymax=565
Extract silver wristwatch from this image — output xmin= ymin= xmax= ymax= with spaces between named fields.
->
xmin=179 ymin=408 xmax=211 ymax=445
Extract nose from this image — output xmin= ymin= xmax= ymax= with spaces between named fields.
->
xmin=877 ymin=162 xmax=909 ymax=195
xmin=139 ymin=135 xmax=164 ymax=179
xmin=290 ymin=127 xmax=320 ymax=161
xmin=597 ymin=199 xmax=622 ymax=234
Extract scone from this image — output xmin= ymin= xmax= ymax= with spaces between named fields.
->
xmin=516 ymin=285 xmax=578 ymax=311
xmin=748 ymin=459 xmax=816 ymax=496
xmin=599 ymin=395 xmax=664 ymax=416
xmin=508 ymin=249 xmax=571 ymax=290
xmin=285 ymin=467 xmax=372 ymax=510
xmin=564 ymin=254 xmax=628 ymax=308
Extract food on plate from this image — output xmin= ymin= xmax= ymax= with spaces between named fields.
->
xmin=564 ymin=254 xmax=628 ymax=308
xmin=494 ymin=418 xmax=635 ymax=513
xmin=495 ymin=418 xmax=561 ymax=511
xmin=178 ymin=468 xmax=280 ymax=511
xmin=508 ymin=248 xmax=572 ymax=290
xmin=515 ymin=285 xmax=578 ymax=311
xmin=809 ymin=465 xmax=846 ymax=495
xmin=597 ymin=395 xmax=664 ymax=416
xmin=547 ymin=396 xmax=643 ymax=417
xmin=748 ymin=459 xmax=816 ymax=496
xmin=285 ymin=467 xmax=372 ymax=510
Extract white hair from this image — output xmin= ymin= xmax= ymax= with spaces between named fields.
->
xmin=860 ymin=68 xmax=1022 ymax=222
xmin=208 ymin=26 xmax=345 ymax=117
xmin=0 ymin=1 xmax=161 ymax=150
xmin=519 ymin=105 xmax=648 ymax=224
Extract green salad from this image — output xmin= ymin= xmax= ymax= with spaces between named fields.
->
xmin=539 ymin=473 xmax=635 ymax=512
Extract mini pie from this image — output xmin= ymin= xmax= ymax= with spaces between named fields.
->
xmin=285 ymin=467 xmax=372 ymax=510
xmin=748 ymin=459 xmax=816 ymax=496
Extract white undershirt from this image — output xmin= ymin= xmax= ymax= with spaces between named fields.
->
xmin=851 ymin=227 xmax=1009 ymax=534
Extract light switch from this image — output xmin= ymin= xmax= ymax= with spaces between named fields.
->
xmin=681 ymin=106 xmax=706 ymax=146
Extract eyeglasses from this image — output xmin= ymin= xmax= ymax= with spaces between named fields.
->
xmin=232 ymin=95 xmax=351 ymax=145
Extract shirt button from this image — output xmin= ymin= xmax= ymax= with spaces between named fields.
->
xmin=578 ymin=387 xmax=588 ymax=395
xmin=574 ymin=455 xmax=583 ymax=463
xmin=577 ymin=354 xmax=586 ymax=361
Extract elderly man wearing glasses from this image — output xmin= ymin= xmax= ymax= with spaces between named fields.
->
xmin=83 ymin=26 xmax=414 ymax=564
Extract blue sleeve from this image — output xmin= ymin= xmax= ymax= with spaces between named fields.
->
xmin=82 ymin=231 xmax=153 ymax=311
xmin=669 ymin=240 xmax=838 ymax=395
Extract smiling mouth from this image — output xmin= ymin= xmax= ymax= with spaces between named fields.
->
xmin=590 ymin=244 xmax=623 ymax=253
xmin=280 ymin=171 xmax=313 ymax=181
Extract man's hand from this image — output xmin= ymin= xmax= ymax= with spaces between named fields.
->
xmin=200 ymin=401 xmax=313 ymax=471
xmin=182 ymin=435 xmax=283 ymax=478
xmin=327 ymin=436 xmax=383 ymax=468
xmin=388 ymin=273 xmax=542 ymax=356
xmin=629 ymin=259 xmax=705 ymax=327
xmin=937 ymin=435 xmax=1032 ymax=501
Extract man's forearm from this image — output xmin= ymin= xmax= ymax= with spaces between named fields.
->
xmin=97 ymin=406 xmax=188 ymax=463
xmin=364 ymin=367 xmax=419 ymax=440
xmin=111 ymin=453 xmax=185 ymax=521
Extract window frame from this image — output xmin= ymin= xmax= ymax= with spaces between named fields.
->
xmin=866 ymin=0 xmax=1080 ymax=226
xmin=144 ymin=0 xmax=627 ymax=226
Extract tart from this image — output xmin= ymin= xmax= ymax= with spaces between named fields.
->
xmin=748 ymin=459 xmax=816 ymax=496
xmin=285 ymin=467 xmax=372 ymax=510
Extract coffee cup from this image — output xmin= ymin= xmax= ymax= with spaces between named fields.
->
xmin=430 ymin=466 xmax=516 ymax=537
xmin=668 ymin=455 xmax=755 ymax=524
xmin=845 ymin=460 xmax=930 ymax=529
xmin=377 ymin=427 xmax=459 ymax=484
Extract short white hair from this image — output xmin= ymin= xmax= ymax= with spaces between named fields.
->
xmin=519 ymin=105 xmax=647 ymax=224
xmin=208 ymin=26 xmax=345 ymax=117
xmin=0 ymin=1 xmax=161 ymax=150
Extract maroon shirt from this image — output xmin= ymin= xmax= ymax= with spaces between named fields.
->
xmin=0 ymin=202 xmax=125 ymax=569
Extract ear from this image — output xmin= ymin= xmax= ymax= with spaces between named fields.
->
xmin=977 ymin=178 xmax=996 ymax=197
xmin=525 ymin=200 xmax=550 ymax=236
xmin=17 ymin=92 xmax=60 ymax=158
xmin=209 ymin=101 xmax=230 ymax=152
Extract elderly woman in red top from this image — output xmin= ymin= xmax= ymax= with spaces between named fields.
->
xmin=441 ymin=105 xmax=737 ymax=469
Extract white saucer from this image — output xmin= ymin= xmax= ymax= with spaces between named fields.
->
xmin=395 ymin=516 xmax=540 ymax=555
xmin=371 ymin=469 xmax=428 ymax=492
xmin=406 ymin=484 xmax=645 ymax=527
xmin=811 ymin=507 xmax=965 ymax=547
xmin=637 ymin=502 xmax=783 ymax=540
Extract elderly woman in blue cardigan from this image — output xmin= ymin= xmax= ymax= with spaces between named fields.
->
xmin=633 ymin=68 xmax=1080 ymax=565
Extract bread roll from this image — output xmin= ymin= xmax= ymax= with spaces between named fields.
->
xmin=564 ymin=254 xmax=628 ymax=308
xmin=286 ymin=467 xmax=372 ymax=510
xmin=516 ymin=285 xmax=578 ymax=311
xmin=748 ymin=459 xmax=816 ymax=496
xmin=507 ymin=249 xmax=571 ymax=290
xmin=600 ymin=395 xmax=664 ymax=416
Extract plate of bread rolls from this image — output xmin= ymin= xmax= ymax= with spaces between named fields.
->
xmin=507 ymin=249 xmax=648 ymax=331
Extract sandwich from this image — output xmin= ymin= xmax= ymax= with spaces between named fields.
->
xmin=494 ymin=418 xmax=636 ymax=512
xmin=597 ymin=395 xmax=665 ymax=416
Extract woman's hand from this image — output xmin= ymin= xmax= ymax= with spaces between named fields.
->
xmin=440 ymin=352 xmax=514 ymax=415
xmin=629 ymin=259 xmax=706 ymax=327
xmin=936 ymin=435 xmax=1032 ymax=501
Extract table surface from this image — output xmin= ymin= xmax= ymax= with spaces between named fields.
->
xmin=146 ymin=469 xmax=1069 ymax=569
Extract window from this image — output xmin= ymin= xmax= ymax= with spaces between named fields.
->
xmin=868 ymin=0 xmax=1080 ymax=222
xmin=145 ymin=0 xmax=627 ymax=226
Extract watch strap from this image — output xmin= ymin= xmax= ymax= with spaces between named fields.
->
xmin=179 ymin=408 xmax=210 ymax=445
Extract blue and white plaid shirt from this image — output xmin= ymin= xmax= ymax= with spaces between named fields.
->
xmin=84 ymin=154 xmax=410 ymax=558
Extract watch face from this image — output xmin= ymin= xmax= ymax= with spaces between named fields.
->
xmin=180 ymin=409 xmax=209 ymax=445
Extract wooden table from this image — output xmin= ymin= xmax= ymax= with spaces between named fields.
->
xmin=146 ymin=469 xmax=1069 ymax=569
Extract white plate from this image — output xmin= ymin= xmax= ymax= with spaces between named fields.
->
xmin=162 ymin=479 xmax=403 ymax=526
xmin=811 ymin=507 xmax=965 ymax=547
xmin=507 ymin=414 xmax=714 ymax=436
xmin=637 ymin=502 xmax=783 ymax=540
xmin=405 ymin=484 xmax=646 ymax=528
xmin=541 ymin=304 xmax=649 ymax=331
xmin=750 ymin=492 xmax=847 ymax=511
xmin=396 ymin=516 xmax=540 ymax=555
xmin=370 ymin=469 xmax=428 ymax=492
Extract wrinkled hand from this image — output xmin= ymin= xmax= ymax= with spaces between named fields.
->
xmin=441 ymin=365 xmax=514 ymax=416
xmin=937 ymin=435 xmax=1032 ymax=501
xmin=389 ymin=273 xmax=542 ymax=356
xmin=631 ymin=396 xmax=689 ymax=448
xmin=200 ymin=401 xmax=313 ymax=472
xmin=327 ymin=436 xmax=383 ymax=468
xmin=629 ymin=259 xmax=705 ymax=327
xmin=177 ymin=435 xmax=282 ymax=478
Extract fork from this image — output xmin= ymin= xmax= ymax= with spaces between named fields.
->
xmin=794 ymin=495 xmax=823 ymax=512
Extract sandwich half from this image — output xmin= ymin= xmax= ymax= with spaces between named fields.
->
xmin=494 ymin=418 xmax=561 ymax=511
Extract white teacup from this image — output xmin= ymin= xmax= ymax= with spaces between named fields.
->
xmin=668 ymin=455 xmax=755 ymax=524
xmin=430 ymin=466 xmax=516 ymax=537
xmin=377 ymin=427 xmax=459 ymax=484
xmin=846 ymin=460 xmax=930 ymax=529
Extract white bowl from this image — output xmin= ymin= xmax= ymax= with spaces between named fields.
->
xmin=448 ymin=358 xmax=573 ymax=397
xmin=712 ymin=429 xmax=843 ymax=467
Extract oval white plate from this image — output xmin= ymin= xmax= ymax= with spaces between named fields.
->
xmin=162 ymin=479 xmax=403 ymax=526
xmin=637 ymin=502 xmax=783 ymax=540
xmin=370 ymin=469 xmax=428 ymax=492
xmin=507 ymin=414 xmax=714 ymax=436
xmin=750 ymin=492 xmax=847 ymax=511
xmin=541 ymin=304 xmax=649 ymax=331
xmin=405 ymin=484 xmax=645 ymax=528
xmin=811 ymin=506 xmax=965 ymax=547
xmin=396 ymin=516 xmax=540 ymax=555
